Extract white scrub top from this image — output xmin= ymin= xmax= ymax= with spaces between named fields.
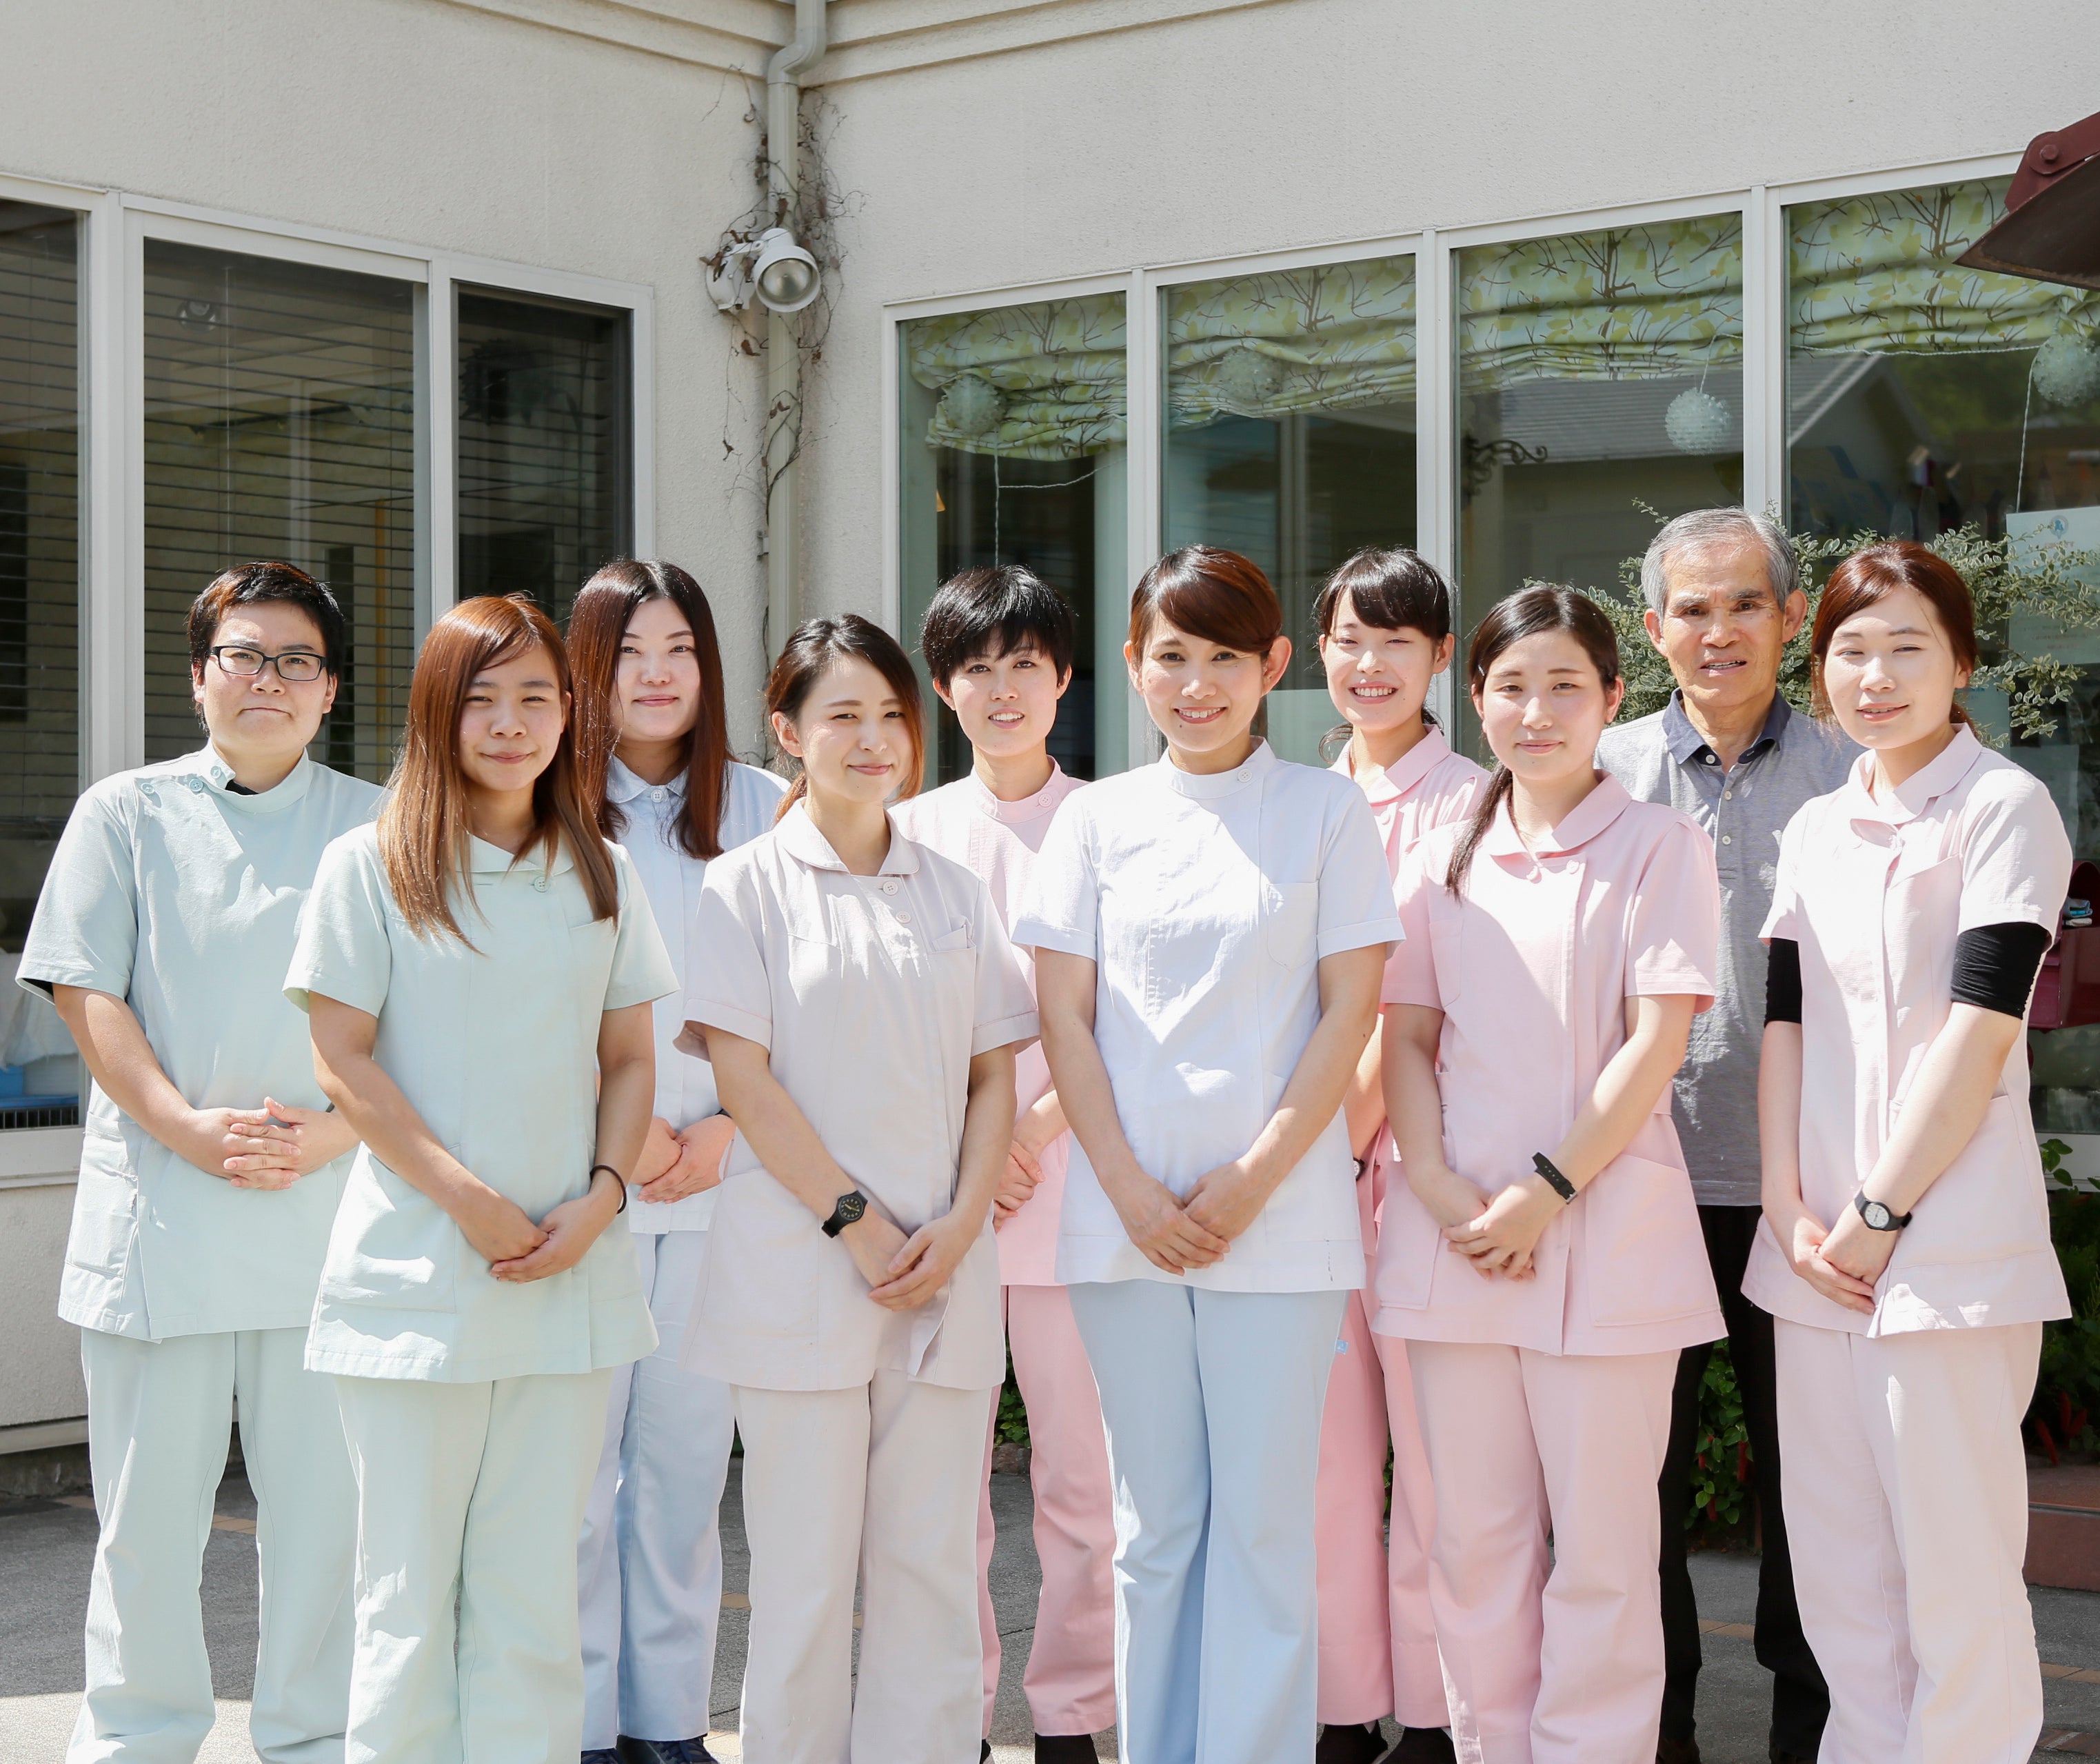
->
xmin=1744 ymin=728 xmax=2073 ymax=1339
xmin=891 ymin=762 xmax=1087 ymax=1287
xmin=607 ymin=754 xmax=787 ymax=1232
xmin=285 ymin=824 xmax=676 ymax=1382
xmin=678 ymin=803 xmax=1039 ymax=1394
xmin=19 ymin=746 xmax=381 ymax=1342
xmin=1014 ymin=740 xmax=1402 ymax=1294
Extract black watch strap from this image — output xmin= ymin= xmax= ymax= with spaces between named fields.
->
xmin=1532 ymin=1152 xmax=1577 ymax=1204
xmin=822 ymin=1190 xmax=869 ymax=1238
xmin=1855 ymin=1191 xmax=1912 ymax=1232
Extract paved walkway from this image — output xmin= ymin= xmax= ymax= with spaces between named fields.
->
xmin=6 ymin=1460 xmax=2100 ymax=1761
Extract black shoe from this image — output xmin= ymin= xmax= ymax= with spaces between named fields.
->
xmin=1769 ymin=1752 xmax=1814 ymax=1764
xmin=584 ymin=1752 xmax=623 ymax=1764
xmin=1317 ymin=1723 xmax=1386 ymax=1764
xmin=1382 ymin=1730 xmax=1456 ymax=1764
xmin=1656 ymin=1738 xmax=1702 ymax=1764
xmin=1033 ymin=1736 xmax=1100 ymax=1764
xmin=615 ymin=1741 xmax=716 ymax=1764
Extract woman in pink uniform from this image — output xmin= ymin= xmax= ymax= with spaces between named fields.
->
xmin=1311 ymin=549 xmax=1480 ymax=1764
xmin=1749 ymin=541 xmax=2070 ymax=1764
xmin=1377 ymin=585 xmax=1724 ymax=1764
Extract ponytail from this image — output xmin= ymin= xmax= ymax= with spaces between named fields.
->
xmin=1444 ymin=765 xmax=1515 ymax=897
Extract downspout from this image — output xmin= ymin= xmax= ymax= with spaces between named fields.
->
xmin=764 ymin=0 xmax=828 ymax=658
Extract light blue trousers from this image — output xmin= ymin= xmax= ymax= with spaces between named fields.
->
xmin=577 ymin=1230 xmax=736 ymax=1749
xmin=334 ymin=1367 xmax=612 ymax=1764
xmin=70 ymin=1325 xmax=356 ymax=1764
xmin=1067 ymin=1282 xmax=1346 ymax=1764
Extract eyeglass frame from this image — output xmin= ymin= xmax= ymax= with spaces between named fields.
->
xmin=207 ymin=644 xmax=332 ymax=683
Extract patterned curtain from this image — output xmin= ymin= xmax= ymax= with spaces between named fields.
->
xmin=905 ymin=295 xmax=1125 ymax=461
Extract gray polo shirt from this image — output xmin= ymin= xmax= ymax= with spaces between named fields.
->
xmin=1596 ymin=692 xmax=1859 ymax=1207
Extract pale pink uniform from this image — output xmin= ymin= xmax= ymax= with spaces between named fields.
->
xmin=1746 ymin=728 xmax=2070 ymax=1764
xmin=1317 ymin=730 xmax=1484 ymax=1730
xmin=892 ymin=763 xmax=1115 ymax=1743
xmin=1376 ymin=777 xmax=1724 ymax=1764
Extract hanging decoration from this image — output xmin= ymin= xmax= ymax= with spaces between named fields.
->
xmin=1665 ymin=387 xmax=1734 ymax=454
xmin=939 ymin=372 xmax=1004 ymax=436
xmin=1213 ymin=345 xmax=1287 ymax=410
xmin=2032 ymin=331 xmax=2100 ymax=408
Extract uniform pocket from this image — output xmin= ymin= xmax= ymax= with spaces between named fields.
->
xmin=1580 ymin=1154 xmax=1717 ymax=1327
xmin=319 ymin=1160 xmax=458 ymax=1312
xmin=699 ymin=1170 xmax=821 ymax=1339
xmin=1373 ymin=1180 xmax=1442 ymax=1311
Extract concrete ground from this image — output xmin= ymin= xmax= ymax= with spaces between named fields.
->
xmin=6 ymin=1461 xmax=2100 ymax=1762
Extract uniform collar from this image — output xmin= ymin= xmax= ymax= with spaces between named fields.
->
xmin=1661 ymin=690 xmax=1792 ymax=769
xmin=606 ymin=756 xmax=685 ymax=807
xmin=1154 ymin=736 xmax=1278 ymax=800
xmin=775 ymin=801 xmax=921 ymax=876
xmin=963 ymin=759 xmax=1069 ymax=824
xmin=1334 ymin=727 xmax=1453 ymax=808
xmin=1479 ymin=772 xmax=1633 ymax=860
xmin=1838 ymin=724 xmax=1986 ymax=828
xmin=174 ymin=743 xmax=316 ymax=814
xmin=467 ymin=832 xmax=578 ymax=875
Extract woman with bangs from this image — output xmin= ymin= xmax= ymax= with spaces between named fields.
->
xmin=286 ymin=593 xmax=674 ymax=1763
xmin=1017 ymin=547 xmax=1400 ymax=1764
xmin=567 ymin=559 xmax=785 ymax=1764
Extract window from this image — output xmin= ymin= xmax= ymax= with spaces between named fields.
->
xmin=898 ymin=294 xmax=1128 ymax=783
xmin=0 ymin=200 xmax=81 ymax=1124
xmin=456 ymin=288 xmax=632 ymax=625
xmin=1160 ymin=254 xmax=1417 ymax=764
xmin=141 ymin=240 xmax=417 ymax=781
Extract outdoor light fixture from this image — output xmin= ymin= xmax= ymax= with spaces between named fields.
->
xmin=704 ymin=228 xmax=821 ymax=315
xmin=1957 ymin=109 xmax=2100 ymax=291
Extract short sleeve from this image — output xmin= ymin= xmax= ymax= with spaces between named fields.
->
xmin=1957 ymin=775 xmax=2073 ymax=936
xmin=1381 ymin=845 xmax=1442 ymax=1009
xmin=1012 ymin=802 xmax=1098 ymax=959
xmin=603 ymin=848 xmax=678 ymax=1011
xmin=1759 ymin=807 xmax=1810 ymax=943
xmin=1625 ymin=816 xmax=1719 ymax=1010
xmin=680 ymin=859 xmax=774 ymax=1054
xmin=1318 ymin=787 xmax=1406 ymax=959
xmin=970 ymin=886 xmax=1040 ymax=1056
xmin=18 ymin=785 xmax=139 ymax=1001
xmin=285 ymin=834 xmax=394 ymax=1017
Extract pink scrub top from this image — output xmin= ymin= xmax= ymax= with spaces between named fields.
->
xmin=891 ymin=763 xmax=1087 ymax=1287
xmin=1742 ymin=728 xmax=2073 ymax=1339
xmin=1374 ymin=776 xmax=1726 ymax=1357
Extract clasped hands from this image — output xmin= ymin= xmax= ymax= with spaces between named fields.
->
xmin=198 ymin=1097 xmax=357 ymax=1190
xmin=1779 ymin=1196 xmax=1890 ymax=1315
xmin=1410 ymin=1161 xmax=1562 ymax=1281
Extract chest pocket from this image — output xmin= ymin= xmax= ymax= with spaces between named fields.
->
xmin=1262 ymin=881 xmax=1319 ymax=965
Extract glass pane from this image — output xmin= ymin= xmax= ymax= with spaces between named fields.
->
xmin=1786 ymin=179 xmax=2100 ymax=1134
xmin=899 ymin=294 xmax=1127 ymax=784
xmin=142 ymin=240 xmax=416 ymax=781
xmin=0 ymin=201 xmax=82 ymax=1125
xmin=1457 ymin=215 xmax=1745 ymax=752
xmin=456 ymin=288 xmax=631 ymax=625
xmin=1162 ymin=255 xmax=1417 ymax=765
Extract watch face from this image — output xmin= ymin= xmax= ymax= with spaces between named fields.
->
xmin=839 ymin=1193 xmax=867 ymax=1224
xmin=1863 ymin=1200 xmax=1892 ymax=1230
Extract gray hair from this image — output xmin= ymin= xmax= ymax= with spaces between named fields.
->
xmin=1640 ymin=508 xmax=1799 ymax=615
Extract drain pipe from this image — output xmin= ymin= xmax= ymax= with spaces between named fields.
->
xmin=763 ymin=0 xmax=828 ymax=658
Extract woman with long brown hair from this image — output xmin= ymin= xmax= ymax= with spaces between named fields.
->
xmin=286 ymin=593 xmax=675 ymax=1763
xmin=566 ymin=560 xmax=785 ymax=1764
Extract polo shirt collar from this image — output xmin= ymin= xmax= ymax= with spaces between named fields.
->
xmin=1154 ymin=737 xmax=1278 ymax=801
xmin=1479 ymin=772 xmax=1633 ymax=860
xmin=1661 ymin=690 xmax=1793 ymax=770
xmin=1337 ymin=728 xmax=1454 ymax=808
xmin=776 ymin=801 xmax=921 ymax=876
xmin=174 ymin=743 xmax=316 ymax=814
xmin=1839 ymin=724 xmax=1986 ymax=828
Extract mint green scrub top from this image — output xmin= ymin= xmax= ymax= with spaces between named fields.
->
xmin=19 ymin=747 xmax=383 ymax=1341
xmin=285 ymin=825 xmax=676 ymax=1382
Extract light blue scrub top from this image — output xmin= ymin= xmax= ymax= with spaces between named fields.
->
xmin=285 ymin=823 xmax=676 ymax=1382
xmin=19 ymin=746 xmax=383 ymax=1341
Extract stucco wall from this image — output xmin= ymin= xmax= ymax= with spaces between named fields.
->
xmin=0 ymin=1183 xmax=85 ymax=1430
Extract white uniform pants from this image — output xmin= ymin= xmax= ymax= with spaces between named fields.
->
xmin=1067 ymin=1281 xmax=1346 ymax=1764
xmin=1775 ymin=1319 xmax=2043 ymax=1764
xmin=734 ymin=1372 xmax=997 ymax=1764
xmin=1407 ymin=1341 xmax=1675 ymax=1764
xmin=578 ymin=1230 xmax=735 ymax=1749
xmin=333 ymin=1368 xmax=612 ymax=1764
xmin=69 ymin=1325 xmax=356 ymax=1764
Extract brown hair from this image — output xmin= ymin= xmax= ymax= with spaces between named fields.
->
xmin=765 ymin=615 xmax=926 ymax=819
xmin=1445 ymin=585 xmax=1622 ymax=896
xmin=1127 ymin=545 xmax=1284 ymax=656
xmin=378 ymin=594 xmax=618 ymax=944
xmin=189 ymin=560 xmax=347 ymax=675
xmin=568 ymin=560 xmax=734 ymax=859
xmin=1810 ymin=540 xmax=1978 ymax=730
xmin=1313 ymin=547 xmax=1454 ymax=645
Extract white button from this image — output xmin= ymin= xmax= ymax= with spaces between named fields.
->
xmin=1704 ymin=754 xmax=1717 ymax=764
xmin=649 ymin=786 xmax=667 ymax=802
xmin=882 ymin=881 xmax=900 ymax=895
xmin=1721 ymin=834 xmax=1733 ymax=845
xmin=1722 ymin=790 xmax=1733 ymax=801
xmin=533 ymin=876 xmax=550 ymax=892
xmin=896 ymin=912 xmax=912 ymax=925
xmin=187 ymin=777 xmax=203 ymax=792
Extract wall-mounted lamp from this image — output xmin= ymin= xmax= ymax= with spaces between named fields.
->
xmin=705 ymin=228 xmax=820 ymax=316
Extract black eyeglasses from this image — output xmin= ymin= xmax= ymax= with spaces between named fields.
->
xmin=210 ymin=645 xmax=327 ymax=683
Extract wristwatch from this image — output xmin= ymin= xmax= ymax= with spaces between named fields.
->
xmin=821 ymin=1190 xmax=869 ymax=1238
xmin=1854 ymin=1191 xmax=1912 ymax=1232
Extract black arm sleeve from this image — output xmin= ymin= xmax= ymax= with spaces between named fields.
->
xmin=1950 ymin=921 xmax=2054 ymax=1019
xmin=1765 ymin=939 xmax=1802 ymax=1025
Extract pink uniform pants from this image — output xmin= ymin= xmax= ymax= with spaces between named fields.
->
xmin=1409 ymin=1340 xmax=1675 ymax=1764
xmin=977 ymin=1283 xmax=1118 ymax=1739
xmin=1773 ymin=1319 xmax=2043 ymax=1764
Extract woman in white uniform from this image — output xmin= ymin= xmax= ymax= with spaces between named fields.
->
xmin=681 ymin=614 xmax=1037 ymax=1764
xmin=286 ymin=593 xmax=673 ymax=1764
xmin=23 ymin=562 xmax=379 ymax=1764
xmin=1018 ymin=546 xmax=1400 ymax=1764
xmin=1750 ymin=541 xmax=2071 ymax=1763
xmin=567 ymin=559 xmax=787 ymax=1764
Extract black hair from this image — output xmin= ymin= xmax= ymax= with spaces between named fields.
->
xmin=767 ymin=614 xmax=927 ymax=816
xmin=188 ymin=561 xmax=348 ymax=676
xmin=919 ymin=565 xmax=1078 ymax=685
xmin=1313 ymin=547 xmax=1453 ymax=644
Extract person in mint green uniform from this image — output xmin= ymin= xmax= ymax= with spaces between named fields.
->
xmin=22 ymin=561 xmax=381 ymax=1764
xmin=286 ymin=593 xmax=672 ymax=1764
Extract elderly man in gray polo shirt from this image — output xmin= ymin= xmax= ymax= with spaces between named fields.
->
xmin=1596 ymin=508 xmax=1855 ymax=1764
